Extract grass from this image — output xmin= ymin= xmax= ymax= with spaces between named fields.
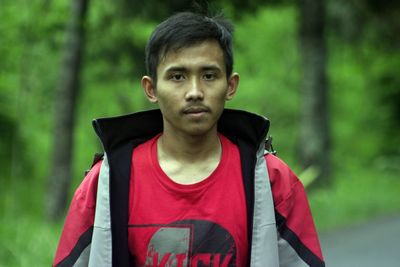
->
xmin=309 ymin=161 xmax=400 ymax=232
xmin=0 ymin=178 xmax=63 ymax=267
xmin=0 ymin=214 xmax=62 ymax=267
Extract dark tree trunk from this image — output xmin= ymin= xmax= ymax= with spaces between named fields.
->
xmin=298 ymin=0 xmax=331 ymax=186
xmin=46 ymin=0 xmax=89 ymax=221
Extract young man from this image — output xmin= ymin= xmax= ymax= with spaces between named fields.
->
xmin=53 ymin=12 xmax=325 ymax=267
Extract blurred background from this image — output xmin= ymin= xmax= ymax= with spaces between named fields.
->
xmin=0 ymin=0 xmax=399 ymax=265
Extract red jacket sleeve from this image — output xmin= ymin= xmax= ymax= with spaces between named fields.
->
xmin=53 ymin=160 xmax=102 ymax=266
xmin=266 ymin=154 xmax=325 ymax=266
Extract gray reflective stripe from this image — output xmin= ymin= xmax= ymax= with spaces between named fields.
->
xmin=278 ymin=233 xmax=309 ymax=267
xmin=250 ymin=144 xmax=279 ymax=267
xmin=88 ymin=154 xmax=112 ymax=267
xmin=73 ymin=244 xmax=91 ymax=266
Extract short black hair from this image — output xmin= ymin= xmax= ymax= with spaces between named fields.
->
xmin=145 ymin=12 xmax=234 ymax=83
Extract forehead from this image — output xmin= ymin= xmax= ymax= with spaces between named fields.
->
xmin=157 ymin=40 xmax=225 ymax=71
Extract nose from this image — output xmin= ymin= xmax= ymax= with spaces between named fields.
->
xmin=185 ymin=77 xmax=204 ymax=101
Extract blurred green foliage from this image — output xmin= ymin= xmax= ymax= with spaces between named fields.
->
xmin=0 ymin=0 xmax=399 ymax=266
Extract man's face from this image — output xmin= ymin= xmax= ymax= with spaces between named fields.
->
xmin=142 ymin=40 xmax=239 ymax=137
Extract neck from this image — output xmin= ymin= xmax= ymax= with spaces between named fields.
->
xmin=158 ymin=129 xmax=221 ymax=163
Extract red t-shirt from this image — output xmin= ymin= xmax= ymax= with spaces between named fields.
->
xmin=128 ymin=134 xmax=248 ymax=267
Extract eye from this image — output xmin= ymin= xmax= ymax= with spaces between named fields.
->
xmin=170 ymin=73 xmax=185 ymax=81
xmin=203 ymin=73 xmax=216 ymax=81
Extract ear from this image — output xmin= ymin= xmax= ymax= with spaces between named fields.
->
xmin=225 ymin=73 xmax=239 ymax=101
xmin=141 ymin=76 xmax=158 ymax=103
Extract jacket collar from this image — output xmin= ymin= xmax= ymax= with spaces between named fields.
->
xmin=93 ymin=109 xmax=269 ymax=153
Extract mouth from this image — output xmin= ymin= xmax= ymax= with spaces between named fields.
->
xmin=182 ymin=106 xmax=210 ymax=117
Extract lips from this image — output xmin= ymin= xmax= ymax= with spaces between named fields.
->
xmin=182 ymin=106 xmax=210 ymax=114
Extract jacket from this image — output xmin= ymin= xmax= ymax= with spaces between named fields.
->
xmin=53 ymin=109 xmax=325 ymax=267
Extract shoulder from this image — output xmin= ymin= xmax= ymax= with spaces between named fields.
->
xmin=73 ymin=160 xmax=103 ymax=208
xmin=264 ymin=153 xmax=300 ymax=186
xmin=264 ymin=153 xmax=304 ymax=208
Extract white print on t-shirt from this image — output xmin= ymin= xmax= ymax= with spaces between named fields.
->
xmin=136 ymin=220 xmax=236 ymax=267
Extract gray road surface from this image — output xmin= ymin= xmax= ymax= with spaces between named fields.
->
xmin=320 ymin=214 xmax=400 ymax=267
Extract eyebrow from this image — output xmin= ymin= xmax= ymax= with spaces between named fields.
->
xmin=165 ymin=66 xmax=187 ymax=73
xmin=165 ymin=65 xmax=222 ymax=73
xmin=202 ymin=65 xmax=222 ymax=72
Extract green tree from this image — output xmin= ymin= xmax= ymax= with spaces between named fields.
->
xmin=46 ymin=0 xmax=90 ymax=221
xmin=298 ymin=0 xmax=330 ymax=186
